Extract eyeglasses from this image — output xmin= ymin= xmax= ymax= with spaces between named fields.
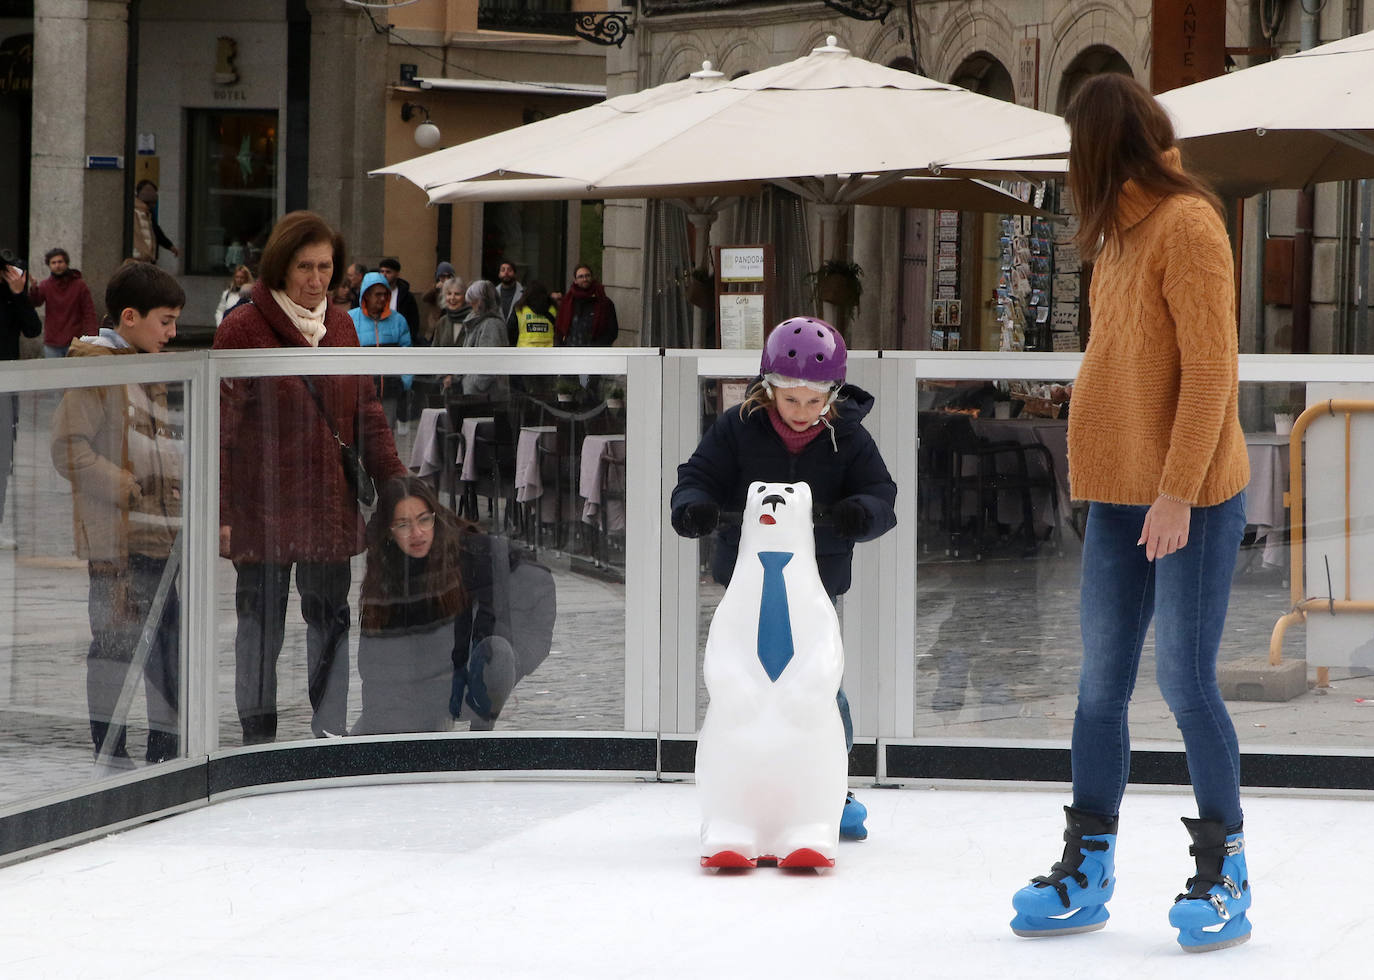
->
xmin=390 ymin=511 xmax=436 ymax=534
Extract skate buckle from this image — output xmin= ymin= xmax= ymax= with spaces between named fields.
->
xmin=1221 ymin=874 xmax=1243 ymax=899
xmin=1225 ymin=837 xmax=1245 ymax=857
xmin=1207 ymin=893 xmax=1231 ymax=920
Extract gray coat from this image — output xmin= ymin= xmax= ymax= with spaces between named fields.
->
xmin=454 ymin=310 xmax=510 ymax=401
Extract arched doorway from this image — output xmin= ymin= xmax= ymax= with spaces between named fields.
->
xmin=1057 ymin=45 xmax=1133 ymax=112
xmin=950 ymin=52 xmax=1015 ymax=102
xmin=948 ymin=53 xmax=1017 ymax=353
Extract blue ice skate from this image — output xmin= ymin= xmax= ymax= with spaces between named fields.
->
xmin=1169 ymin=818 xmax=1252 ymax=953
xmin=1011 ymin=806 xmax=1117 ymax=938
xmin=840 ymin=792 xmax=867 ymax=841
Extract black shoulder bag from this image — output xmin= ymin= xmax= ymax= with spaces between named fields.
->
xmin=303 ymin=377 xmax=376 ymax=507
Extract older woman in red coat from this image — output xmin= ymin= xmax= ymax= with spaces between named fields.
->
xmin=215 ymin=211 xmax=407 ymax=744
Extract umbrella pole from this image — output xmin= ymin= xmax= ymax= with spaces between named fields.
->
xmin=817 ymin=202 xmax=847 ymax=328
xmin=688 ymin=210 xmax=717 ymax=349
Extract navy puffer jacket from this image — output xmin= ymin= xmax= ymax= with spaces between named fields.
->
xmin=670 ymin=381 xmax=897 ymax=597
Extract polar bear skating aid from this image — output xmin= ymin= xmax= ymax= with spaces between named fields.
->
xmin=696 ymin=481 xmax=848 ymax=869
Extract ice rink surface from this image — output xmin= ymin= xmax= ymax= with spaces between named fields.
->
xmin=0 ymin=779 xmax=1362 ymax=979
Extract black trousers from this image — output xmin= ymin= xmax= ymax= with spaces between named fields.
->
xmin=233 ymin=560 xmax=351 ymax=743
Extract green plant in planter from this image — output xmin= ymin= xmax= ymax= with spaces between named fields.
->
xmin=807 ymin=259 xmax=863 ymax=314
xmin=555 ymin=378 xmax=581 ymax=401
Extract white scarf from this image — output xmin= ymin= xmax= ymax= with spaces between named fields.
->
xmin=270 ymin=289 xmax=328 ymax=347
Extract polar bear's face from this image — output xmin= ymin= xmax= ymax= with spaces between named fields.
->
xmin=739 ymin=481 xmax=814 ymax=554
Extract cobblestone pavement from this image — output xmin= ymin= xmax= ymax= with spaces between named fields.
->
xmin=3 ymin=388 xmax=1371 ymax=813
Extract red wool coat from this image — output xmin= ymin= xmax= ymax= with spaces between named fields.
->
xmin=30 ymin=271 xmax=99 ymax=348
xmin=214 ymin=281 xmax=407 ymax=563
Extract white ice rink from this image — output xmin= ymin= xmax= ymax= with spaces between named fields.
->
xmin=0 ymin=779 xmax=1363 ymax=979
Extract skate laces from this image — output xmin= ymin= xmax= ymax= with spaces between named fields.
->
xmin=1030 ymin=831 xmax=1109 ymax=908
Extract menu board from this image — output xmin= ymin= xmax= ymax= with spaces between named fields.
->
xmin=718 ymin=292 xmax=766 ymax=349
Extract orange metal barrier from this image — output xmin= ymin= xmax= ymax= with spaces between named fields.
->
xmin=1268 ymin=399 xmax=1374 ymax=686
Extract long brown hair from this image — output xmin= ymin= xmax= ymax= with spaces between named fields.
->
xmin=359 ymin=477 xmax=473 ymax=632
xmin=1065 ymin=73 xmax=1222 ymax=261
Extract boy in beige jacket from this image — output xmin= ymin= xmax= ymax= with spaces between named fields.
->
xmin=51 ymin=262 xmax=185 ymax=766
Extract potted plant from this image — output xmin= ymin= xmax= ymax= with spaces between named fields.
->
xmin=685 ymin=267 xmax=714 ymax=310
xmin=808 ymin=259 xmax=863 ymax=314
xmin=605 ymin=384 xmax=625 ymax=410
xmin=555 ymin=378 xmax=581 ymax=404
xmin=1273 ymin=402 xmax=1300 ymax=435
xmin=991 ymin=386 xmax=1014 ymax=420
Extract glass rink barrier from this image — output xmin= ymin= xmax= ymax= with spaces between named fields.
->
xmin=3 ymin=347 xmax=1374 ymax=864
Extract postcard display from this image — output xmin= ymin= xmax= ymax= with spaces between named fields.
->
xmin=929 ymin=210 xmax=962 ymax=350
xmin=930 ymin=184 xmax=1082 ymax=352
xmin=1050 ymin=186 xmax=1083 ymax=352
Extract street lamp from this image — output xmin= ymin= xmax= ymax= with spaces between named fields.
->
xmin=401 ymin=102 xmax=440 ymax=149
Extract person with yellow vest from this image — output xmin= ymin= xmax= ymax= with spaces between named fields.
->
xmin=509 ymin=280 xmax=557 ymax=348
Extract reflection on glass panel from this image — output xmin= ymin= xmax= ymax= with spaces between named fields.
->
xmin=1 ymin=383 xmax=185 ymax=809
xmin=216 ymin=372 xmax=628 ymax=744
xmin=911 ymin=378 xmax=1373 ymax=751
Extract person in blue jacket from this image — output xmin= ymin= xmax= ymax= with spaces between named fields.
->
xmin=349 ymin=271 xmax=413 ymax=431
xmin=671 ymin=316 xmax=897 ymax=840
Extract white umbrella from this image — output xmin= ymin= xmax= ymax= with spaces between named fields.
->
xmin=376 ymin=37 xmax=1062 ymax=201
xmin=375 ymin=37 xmax=1061 ymax=342
xmin=936 ymin=29 xmax=1374 ymax=197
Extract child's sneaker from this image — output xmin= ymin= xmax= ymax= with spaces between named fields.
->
xmin=840 ymin=791 xmax=868 ymax=840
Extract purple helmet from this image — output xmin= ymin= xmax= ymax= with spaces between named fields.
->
xmin=761 ymin=316 xmax=847 ymax=384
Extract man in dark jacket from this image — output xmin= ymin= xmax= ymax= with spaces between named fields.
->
xmin=1 ymin=258 xmax=41 ymax=548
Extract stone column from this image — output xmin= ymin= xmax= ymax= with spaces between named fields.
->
xmin=30 ymin=0 xmax=130 ymax=315
xmin=305 ymin=0 xmax=387 ymax=261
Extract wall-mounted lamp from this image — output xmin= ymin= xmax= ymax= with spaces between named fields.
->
xmin=401 ymin=101 xmax=441 ymax=149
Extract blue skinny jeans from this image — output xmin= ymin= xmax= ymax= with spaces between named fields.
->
xmin=1071 ymin=493 xmax=1247 ymax=831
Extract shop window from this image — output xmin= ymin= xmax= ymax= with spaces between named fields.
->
xmin=185 ymin=109 xmax=278 ymax=276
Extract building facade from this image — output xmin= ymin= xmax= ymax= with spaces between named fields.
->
xmin=610 ymin=0 xmax=1374 ymax=355
xmin=5 ymin=0 xmax=609 ymax=335
xmin=5 ymin=1 xmax=1374 ymax=351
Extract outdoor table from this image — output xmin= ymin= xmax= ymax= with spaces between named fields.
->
xmin=515 ymin=425 xmax=559 ymax=524
xmin=580 ymin=433 xmax=625 ymax=532
xmin=1245 ymin=431 xmax=1291 ymax=568
xmin=459 ymin=416 xmax=495 ymax=482
xmin=968 ymin=417 xmax=1069 ymax=532
xmin=408 ymin=407 xmax=450 ymax=477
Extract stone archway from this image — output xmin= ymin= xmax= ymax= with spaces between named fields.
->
xmin=949 ymin=50 xmax=1015 ymax=102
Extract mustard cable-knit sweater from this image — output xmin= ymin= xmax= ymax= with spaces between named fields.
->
xmin=1067 ymin=158 xmax=1250 ymax=507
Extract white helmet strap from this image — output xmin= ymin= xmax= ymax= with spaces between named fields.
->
xmin=762 ymin=372 xmax=841 ymax=408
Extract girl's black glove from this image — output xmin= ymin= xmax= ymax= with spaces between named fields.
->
xmin=672 ymin=501 xmax=719 ymax=538
xmin=830 ymin=498 xmax=870 ymax=539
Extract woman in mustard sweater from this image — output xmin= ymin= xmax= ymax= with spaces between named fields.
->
xmin=1010 ymin=75 xmax=1252 ymax=953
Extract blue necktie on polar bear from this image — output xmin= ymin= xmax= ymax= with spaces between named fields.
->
xmin=756 ymin=551 xmax=795 ymax=682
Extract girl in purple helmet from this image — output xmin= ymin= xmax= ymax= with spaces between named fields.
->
xmin=670 ymin=316 xmax=897 ymax=840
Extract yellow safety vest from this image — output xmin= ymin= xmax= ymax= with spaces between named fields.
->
xmin=515 ymin=306 xmax=556 ymax=348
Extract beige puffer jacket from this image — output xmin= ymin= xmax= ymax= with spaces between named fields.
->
xmin=50 ymin=335 xmax=182 ymax=561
